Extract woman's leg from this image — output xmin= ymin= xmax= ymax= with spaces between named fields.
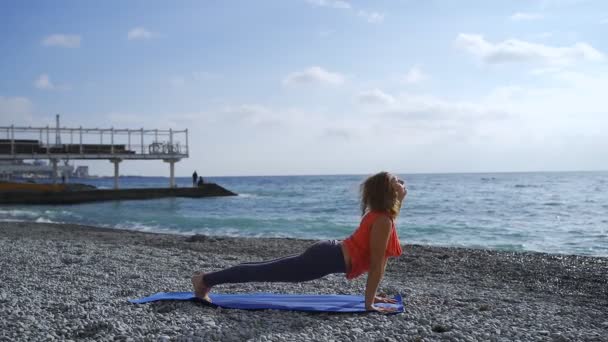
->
xmin=202 ymin=240 xmax=346 ymax=288
xmin=237 ymin=253 xmax=299 ymax=266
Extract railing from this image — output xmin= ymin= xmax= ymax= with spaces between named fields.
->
xmin=0 ymin=125 xmax=189 ymax=158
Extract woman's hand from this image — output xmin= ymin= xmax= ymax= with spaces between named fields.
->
xmin=365 ymin=294 xmax=398 ymax=313
xmin=396 ymin=179 xmax=407 ymax=202
xmin=365 ymin=303 xmax=398 ymax=313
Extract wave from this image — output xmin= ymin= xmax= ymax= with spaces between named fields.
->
xmin=237 ymin=193 xmax=259 ymax=198
xmin=514 ymin=184 xmax=540 ymax=188
xmin=0 ymin=209 xmax=40 ymax=218
xmin=35 ymin=217 xmax=56 ymax=223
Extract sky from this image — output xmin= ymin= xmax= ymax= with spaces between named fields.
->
xmin=1 ymin=0 xmax=607 ymax=177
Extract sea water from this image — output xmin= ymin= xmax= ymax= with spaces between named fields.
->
xmin=1 ymin=172 xmax=607 ymax=257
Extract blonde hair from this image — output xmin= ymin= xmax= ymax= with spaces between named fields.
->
xmin=360 ymin=171 xmax=401 ymax=219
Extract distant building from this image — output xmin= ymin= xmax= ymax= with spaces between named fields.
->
xmin=73 ymin=166 xmax=89 ymax=178
xmin=0 ymin=160 xmax=85 ymax=180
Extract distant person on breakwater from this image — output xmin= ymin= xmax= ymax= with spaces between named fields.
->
xmin=197 ymin=176 xmax=204 ymax=187
xmin=192 ymin=171 xmax=407 ymax=313
xmin=192 ymin=171 xmax=198 ymax=187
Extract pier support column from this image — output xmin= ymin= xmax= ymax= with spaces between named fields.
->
xmin=164 ymin=159 xmax=179 ymax=188
xmin=63 ymin=160 xmax=70 ymax=184
xmin=111 ymin=159 xmax=122 ymax=189
xmin=50 ymin=159 xmax=58 ymax=184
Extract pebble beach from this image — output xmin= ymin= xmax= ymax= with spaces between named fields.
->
xmin=1 ymin=221 xmax=607 ymax=342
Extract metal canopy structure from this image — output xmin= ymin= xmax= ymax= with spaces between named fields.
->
xmin=0 ymin=117 xmax=189 ymax=189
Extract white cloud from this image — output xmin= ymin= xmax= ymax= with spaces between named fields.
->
xmin=383 ymin=93 xmax=509 ymax=123
xmin=510 ymin=12 xmax=544 ymax=21
xmin=34 ymin=74 xmax=54 ymax=90
xmin=283 ymin=66 xmax=345 ymax=86
xmin=540 ymin=0 xmax=589 ymax=8
xmin=0 ymin=96 xmax=34 ymax=125
xmin=218 ymin=104 xmax=284 ymax=126
xmin=455 ymin=33 xmax=605 ymax=65
xmin=601 ymin=18 xmax=608 ymax=24
xmin=169 ymin=76 xmax=186 ymax=88
xmin=33 ymin=74 xmax=71 ymax=91
xmin=168 ymin=72 xmax=219 ymax=87
xmin=492 ymin=69 xmax=608 ymax=117
xmin=306 ymin=0 xmax=351 ymax=9
xmin=306 ymin=0 xmax=384 ymax=24
xmin=41 ymin=34 xmax=81 ymax=48
xmin=402 ymin=66 xmax=429 ymax=84
xmin=192 ymin=71 xmax=219 ymax=81
xmin=127 ymin=27 xmax=156 ymax=40
xmin=532 ymin=32 xmax=553 ymax=39
xmin=322 ymin=127 xmax=353 ymax=140
xmin=319 ymin=29 xmax=334 ymax=37
xmin=357 ymin=89 xmax=395 ymax=105
xmin=358 ymin=10 xmax=384 ymax=23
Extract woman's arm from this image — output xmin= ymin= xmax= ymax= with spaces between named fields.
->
xmin=365 ymin=215 xmax=392 ymax=310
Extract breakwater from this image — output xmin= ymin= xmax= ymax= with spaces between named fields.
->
xmin=0 ymin=183 xmax=237 ymax=205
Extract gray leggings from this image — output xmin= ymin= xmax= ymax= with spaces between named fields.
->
xmin=204 ymin=240 xmax=346 ymax=287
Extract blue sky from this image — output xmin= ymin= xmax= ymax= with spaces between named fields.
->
xmin=1 ymin=0 xmax=607 ymax=176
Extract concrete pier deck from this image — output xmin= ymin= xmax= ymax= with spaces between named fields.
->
xmin=0 ymin=183 xmax=237 ymax=205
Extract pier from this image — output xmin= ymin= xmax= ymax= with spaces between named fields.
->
xmin=0 ymin=115 xmax=188 ymax=189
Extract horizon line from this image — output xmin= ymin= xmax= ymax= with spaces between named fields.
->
xmin=94 ymin=169 xmax=608 ymax=178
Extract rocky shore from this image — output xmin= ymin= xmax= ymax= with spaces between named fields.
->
xmin=1 ymin=221 xmax=606 ymax=341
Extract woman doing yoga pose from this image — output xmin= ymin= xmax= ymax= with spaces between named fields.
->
xmin=192 ymin=171 xmax=407 ymax=313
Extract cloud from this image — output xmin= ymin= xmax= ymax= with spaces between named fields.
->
xmin=41 ymin=34 xmax=81 ymax=48
xmin=321 ymin=127 xmax=353 ymax=140
xmin=34 ymin=74 xmax=54 ymax=90
xmin=0 ymin=96 xmax=34 ymax=125
xmin=402 ymin=66 xmax=429 ymax=84
xmin=383 ymin=93 xmax=509 ymax=123
xmin=540 ymin=0 xmax=589 ymax=8
xmin=532 ymin=32 xmax=553 ymax=39
xmin=305 ymin=0 xmax=350 ymax=9
xmin=357 ymin=89 xmax=395 ymax=105
xmin=601 ymin=18 xmax=608 ymax=24
xmin=168 ymin=72 xmax=219 ymax=87
xmin=455 ymin=33 xmax=605 ymax=65
xmin=305 ymin=0 xmax=384 ymax=24
xmin=33 ymin=74 xmax=70 ymax=91
xmin=490 ymin=70 xmax=608 ymax=117
xmin=217 ymin=104 xmax=283 ymax=127
xmin=319 ymin=29 xmax=334 ymax=37
xmin=192 ymin=71 xmax=219 ymax=81
xmin=283 ymin=66 xmax=345 ymax=86
xmin=169 ymin=76 xmax=186 ymax=88
xmin=127 ymin=27 xmax=157 ymax=40
xmin=358 ymin=10 xmax=384 ymax=23
xmin=510 ymin=12 xmax=544 ymax=21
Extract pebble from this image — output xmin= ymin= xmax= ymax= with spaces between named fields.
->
xmin=0 ymin=221 xmax=606 ymax=342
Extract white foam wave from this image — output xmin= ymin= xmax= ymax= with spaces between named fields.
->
xmin=113 ymin=221 xmax=190 ymax=236
xmin=0 ymin=209 xmax=40 ymax=218
xmin=237 ymin=193 xmax=259 ymax=198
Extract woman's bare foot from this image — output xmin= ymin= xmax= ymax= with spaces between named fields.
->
xmin=191 ymin=272 xmax=212 ymax=302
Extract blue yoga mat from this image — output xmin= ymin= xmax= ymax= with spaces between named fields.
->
xmin=129 ymin=292 xmax=404 ymax=313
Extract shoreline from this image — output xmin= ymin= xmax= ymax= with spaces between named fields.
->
xmin=1 ymin=221 xmax=607 ymax=341
xmin=3 ymin=218 xmax=605 ymax=259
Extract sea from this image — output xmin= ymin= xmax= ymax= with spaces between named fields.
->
xmin=1 ymin=172 xmax=607 ymax=257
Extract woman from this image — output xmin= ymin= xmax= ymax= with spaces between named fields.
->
xmin=192 ymin=171 xmax=407 ymax=313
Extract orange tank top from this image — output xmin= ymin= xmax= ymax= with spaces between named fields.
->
xmin=342 ymin=211 xmax=403 ymax=280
